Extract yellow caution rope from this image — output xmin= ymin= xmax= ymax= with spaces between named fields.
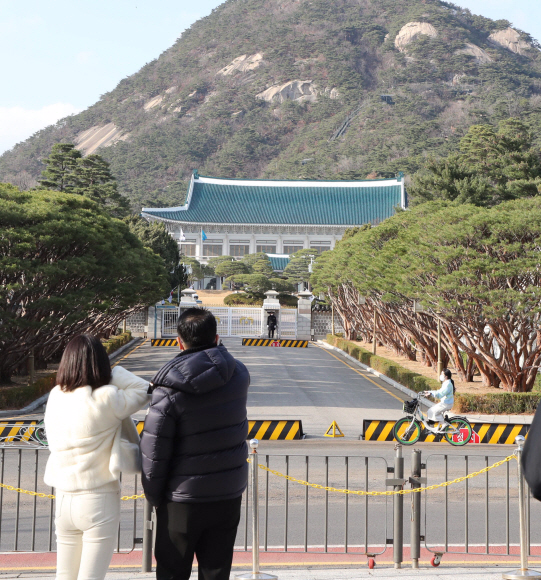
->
xmin=0 ymin=454 xmax=516 ymax=500
xmin=247 ymin=454 xmax=516 ymax=496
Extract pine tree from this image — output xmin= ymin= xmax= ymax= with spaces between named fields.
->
xmin=38 ymin=143 xmax=81 ymax=192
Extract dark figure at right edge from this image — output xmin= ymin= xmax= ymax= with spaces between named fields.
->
xmin=267 ymin=312 xmax=277 ymax=339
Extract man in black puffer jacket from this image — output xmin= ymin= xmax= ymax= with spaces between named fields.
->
xmin=140 ymin=307 xmax=249 ymax=580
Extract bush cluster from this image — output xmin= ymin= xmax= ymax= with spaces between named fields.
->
xmin=223 ymin=293 xmax=298 ymax=307
xmin=101 ymin=331 xmax=132 ymax=355
xmin=0 ymin=373 xmax=57 ymax=410
xmin=0 ymin=332 xmax=134 ymax=410
xmin=327 ymin=334 xmax=440 ymax=392
xmin=224 ymin=293 xmax=263 ymax=306
xmin=454 ymin=394 xmax=540 ymax=415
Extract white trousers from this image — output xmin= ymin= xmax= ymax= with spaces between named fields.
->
xmin=427 ymin=401 xmax=453 ymax=423
xmin=55 ymin=490 xmax=120 ymax=580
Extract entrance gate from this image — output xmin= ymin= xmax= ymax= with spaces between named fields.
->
xmin=278 ymin=309 xmax=297 ymax=338
xmin=162 ymin=308 xmax=178 ymax=337
xmin=161 ymin=307 xmax=265 ymax=338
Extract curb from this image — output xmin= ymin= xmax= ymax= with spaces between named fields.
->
xmin=316 ymin=340 xmax=435 ymax=409
xmin=0 ymin=338 xmax=142 ymax=418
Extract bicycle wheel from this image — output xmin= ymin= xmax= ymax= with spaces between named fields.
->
xmin=33 ymin=420 xmax=48 ymax=446
xmin=444 ymin=418 xmax=472 ymax=446
xmin=393 ymin=417 xmax=421 ymax=445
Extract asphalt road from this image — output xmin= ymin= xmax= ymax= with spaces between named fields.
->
xmin=121 ymin=338 xmax=408 ymax=437
xmin=0 ymin=338 xmax=533 ymax=555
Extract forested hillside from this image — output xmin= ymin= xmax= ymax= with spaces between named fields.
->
xmin=1 ymin=0 xmax=540 ymax=210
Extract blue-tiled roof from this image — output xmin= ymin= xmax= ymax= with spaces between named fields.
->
xmin=269 ymin=256 xmax=290 ymax=271
xmin=142 ymin=174 xmax=405 ymax=226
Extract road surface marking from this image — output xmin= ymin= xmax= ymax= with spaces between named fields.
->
xmin=315 ymin=345 xmax=403 ymax=403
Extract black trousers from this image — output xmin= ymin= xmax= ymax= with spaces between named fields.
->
xmin=268 ymin=327 xmax=275 ymax=338
xmin=155 ymin=497 xmax=242 ymax=580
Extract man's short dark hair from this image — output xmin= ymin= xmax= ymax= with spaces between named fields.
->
xmin=57 ymin=334 xmax=112 ymax=392
xmin=177 ymin=308 xmax=217 ymax=348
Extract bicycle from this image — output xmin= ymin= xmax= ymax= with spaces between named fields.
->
xmin=392 ymin=392 xmax=473 ymax=446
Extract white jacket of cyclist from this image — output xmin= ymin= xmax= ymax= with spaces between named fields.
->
xmin=427 ymin=378 xmax=454 ymax=422
xmin=431 ymin=379 xmax=454 ymax=406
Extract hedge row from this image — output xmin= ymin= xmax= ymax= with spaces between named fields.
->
xmin=101 ymin=331 xmax=132 ymax=355
xmin=327 ymin=334 xmax=441 ymax=393
xmin=0 ymin=373 xmax=57 ymax=410
xmin=455 ymin=393 xmax=540 ymax=415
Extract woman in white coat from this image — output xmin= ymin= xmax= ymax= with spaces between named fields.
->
xmin=44 ymin=334 xmax=149 ymax=580
xmin=425 ymin=368 xmax=455 ymax=425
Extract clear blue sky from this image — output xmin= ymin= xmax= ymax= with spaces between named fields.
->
xmin=0 ymin=0 xmax=539 ymax=154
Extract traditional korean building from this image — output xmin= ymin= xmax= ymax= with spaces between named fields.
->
xmin=141 ymin=171 xmax=407 ymax=268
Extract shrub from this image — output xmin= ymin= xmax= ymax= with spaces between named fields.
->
xmin=278 ymin=294 xmax=298 ymax=307
xmin=224 ymin=293 xmax=263 ymax=306
xmin=455 ymin=393 xmax=540 ymax=415
xmin=0 ymin=373 xmax=57 ymax=410
xmin=101 ymin=331 xmax=132 ymax=355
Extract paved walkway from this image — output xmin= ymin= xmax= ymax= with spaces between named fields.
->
xmin=0 ymin=567 xmax=532 ymax=579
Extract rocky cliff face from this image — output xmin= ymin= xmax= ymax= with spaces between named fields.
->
xmin=1 ymin=0 xmax=540 ymax=209
xmin=489 ymin=28 xmax=532 ymax=56
xmin=394 ymin=22 xmax=438 ymax=52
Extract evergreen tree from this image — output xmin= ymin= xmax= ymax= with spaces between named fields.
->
xmin=251 ymin=257 xmax=274 ymax=278
xmin=38 ymin=143 xmax=81 ymax=192
xmin=125 ymin=216 xmax=184 ymax=291
xmin=39 ymin=143 xmax=129 ymax=217
xmin=410 ymin=119 xmax=541 ymax=207
xmin=73 ymin=154 xmax=129 ymax=218
xmin=283 ymin=249 xmax=317 ymax=286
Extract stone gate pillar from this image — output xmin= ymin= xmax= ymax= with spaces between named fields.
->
xmin=297 ymin=290 xmax=313 ymax=341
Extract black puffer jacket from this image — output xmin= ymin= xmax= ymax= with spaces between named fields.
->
xmin=140 ymin=344 xmax=249 ymax=506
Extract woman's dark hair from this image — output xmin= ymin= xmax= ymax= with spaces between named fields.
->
xmin=442 ymin=368 xmax=455 ymax=394
xmin=177 ymin=307 xmax=217 ymax=348
xmin=57 ymin=334 xmax=112 ymax=392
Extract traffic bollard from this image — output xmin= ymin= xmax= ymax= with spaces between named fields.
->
xmin=142 ymin=499 xmax=153 ymax=573
xmin=409 ymin=449 xmax=424 ymax=569
xmin=393 ymin=443 xmax=404 ymax=569
xmin=236 ymin=439 xmax=277 ymax=580
xmin=502 ymin=436 xmax=541 ymax=580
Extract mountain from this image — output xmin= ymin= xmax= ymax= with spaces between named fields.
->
xmin=1 ymin=0 xmax=541 ymax=210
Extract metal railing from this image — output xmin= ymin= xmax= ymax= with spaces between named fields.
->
xmin=2 ymin=438 xmax=541 ymax=579
xmin=0 ymin=447 xmax=145 ymax=554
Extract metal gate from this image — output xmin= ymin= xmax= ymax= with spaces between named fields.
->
xmin=278 ymin=309 xmax=297 ymax=338
xmin=207 ymin=307 xmax=263 ymax=337
xmin=161 ymin=309 xmax=178 ymax=337
xmin=162 ymin=307 xmax=295 ymax=338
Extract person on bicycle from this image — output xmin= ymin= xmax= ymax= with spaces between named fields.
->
xmin=424 ymin=368 xmax=455 ymax=426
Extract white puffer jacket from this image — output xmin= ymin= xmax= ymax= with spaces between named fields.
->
xmin=44 ymin=366 xmax=149 ymax=492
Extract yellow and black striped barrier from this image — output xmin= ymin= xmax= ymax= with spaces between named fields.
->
xmin=362 ymin=419 xmax=529 ymax=445
xmin=151 ymin=338 xmax=178 ymax=347
xmin=0 ymin=421 xmax=45 ymax=444
xmin=134 ymin=419 xmax=303 ymax=440
xmin=242 ymin=338 xmax=308 ymax=348
xmin=247 ymin=420 xmax=303 ymax=440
